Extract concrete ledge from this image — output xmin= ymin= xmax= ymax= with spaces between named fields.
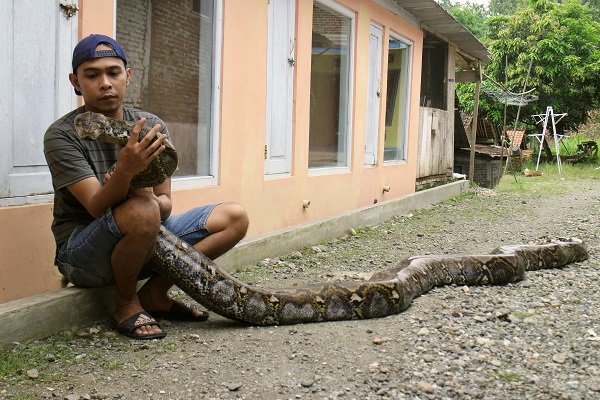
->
xmin=0 ymin=180 xmax=469 ymax=348
xmin=0 ymin=287 xmax=115 ymax=348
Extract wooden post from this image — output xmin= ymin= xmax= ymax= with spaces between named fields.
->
xmin=469 ymin=63 xmax=482 ymax=183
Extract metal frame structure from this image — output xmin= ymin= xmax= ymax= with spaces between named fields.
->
xmin=530 ymin=106 xmax=568 ymax=173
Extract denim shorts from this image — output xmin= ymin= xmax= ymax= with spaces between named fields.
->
xmin=55 ymin=204 xmax=218 ymax=287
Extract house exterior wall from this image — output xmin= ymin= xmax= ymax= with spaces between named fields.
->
xmin=0 ymin=0 xmax=424 ymax=304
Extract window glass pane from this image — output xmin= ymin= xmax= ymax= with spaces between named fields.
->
xmin=384 ymin=36 xmax=410 ymax=162
xmin=309 ymin=2 xmax=352 ymax=168
xmin=117 ymin=0 xmax=215 ymax=177
xmin=420 ymin=33 xmax=447 ymax=110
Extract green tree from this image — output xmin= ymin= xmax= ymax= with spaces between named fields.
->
xmin=437 ymin=0 xmax=489 ymax=39
xmin=489 ymin=0 xmax=528 ymax=15
xmin=580 ymin=0 xmax=600 ymax=18
xmin=484 ymin=0 xmax=600 ymax=130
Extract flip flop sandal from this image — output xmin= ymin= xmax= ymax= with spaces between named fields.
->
xmin=110 ymin=311 xmax=167 ymax=340
xmin=148 ymin=300 xmax=210 ymax=322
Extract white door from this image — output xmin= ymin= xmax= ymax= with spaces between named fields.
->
xmin=0 ymin=1 xmax=77 ymax=199
xmin=265 ymin=0 xmax=295 ymax=176
xmin=365 ymin=22 xmax=383 ymax=166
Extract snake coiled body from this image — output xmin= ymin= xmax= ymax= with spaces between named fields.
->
xmin=148 ymin=227 xmax=588 ymax=325
xmin=74 ymin=112 xmax=590 ymax=325
xmin=74 ymin=111 xmax=178 ymax=188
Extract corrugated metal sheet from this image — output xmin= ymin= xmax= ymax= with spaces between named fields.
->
xmin=392 ymin=0 xmax=489 ymax=62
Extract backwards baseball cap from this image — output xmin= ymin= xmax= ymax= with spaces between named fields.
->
xmin=71 ymin=34 xmax=128 ymax=95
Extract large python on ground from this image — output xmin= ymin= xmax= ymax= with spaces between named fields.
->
xmin=149 ymin=228 xmax=588 ymax=325
xmin=75 ymin=112 xmax=590 ymax=326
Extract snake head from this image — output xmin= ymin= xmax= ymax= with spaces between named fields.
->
xmin=74 ymin=111 xmax=110 ymax=140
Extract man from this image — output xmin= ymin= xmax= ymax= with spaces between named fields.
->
xmin=44 ymin=34 xmax=248 ymax=339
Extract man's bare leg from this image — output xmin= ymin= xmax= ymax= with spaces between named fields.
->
xmin=193 ymin=202 xmax=249 ymax=259
xmin=139 ymin=202 xmax=249 ymax=314
xmin=111 ymin=196 xmax=163 ymax=336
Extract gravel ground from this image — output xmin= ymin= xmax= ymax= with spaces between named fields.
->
xmin=1 ymin=172 xmax=599 ymax=400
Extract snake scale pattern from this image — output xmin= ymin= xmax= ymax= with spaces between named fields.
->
xmin=75 ymin=112 xmax=590 ymax=326
xmin=149 ymin=227 xmax=588 ymax=325
xmin=74 ymin=111 xmax=178 ymax=188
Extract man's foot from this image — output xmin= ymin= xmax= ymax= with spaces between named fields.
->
xmin=147 ymin=300 xmax=210 ymax=322
xmin=138 ymin=276 xmax=208 ymax=322
xmin=110 ymin=311 xmax=167 ymax=340
xmin=112 ymin=300 xmax=165 ymax=339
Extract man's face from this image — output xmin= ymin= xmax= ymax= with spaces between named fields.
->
xmin=69 ymin=44 xmax=131 ymax=118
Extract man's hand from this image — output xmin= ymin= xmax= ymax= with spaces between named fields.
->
xmin=115 ymin=118 xmax=167 ymax=180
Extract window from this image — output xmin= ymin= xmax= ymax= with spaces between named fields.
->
xmin=117 ymin=0 xmax=221 ymax=184
xmin=309 ymin=0 xmax=354 ymax=169
xmin=0 ymin=1 xmax=77 ymax=200
xmin=384 ymin=33 xmax=411 ymax=162
xmin=365 ymin=22 xmax=383 ymax=166
xmin=192 ymin=0 xmax=201 ymax=14
xmin=265 ymin=0 xmax=295 ymax=176
xmin=420 ymin=32 xmax=447 ymax=110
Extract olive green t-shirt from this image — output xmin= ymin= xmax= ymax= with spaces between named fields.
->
xmin=43 ymin=106 xmax=169 ymax=247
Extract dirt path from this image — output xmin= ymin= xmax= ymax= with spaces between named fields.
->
xmin=2 ymin=172 xmax=599 ymax=400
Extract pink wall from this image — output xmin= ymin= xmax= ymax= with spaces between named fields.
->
xmin=0 ymin=205 xmax=59 ymax=302
xmin=0 ymin=0 xmax=424 ymax=303
xmin=78 ymin=0 xmax=115 ymax=38
xmin=173 ymin=0 xmax=424 ymax=236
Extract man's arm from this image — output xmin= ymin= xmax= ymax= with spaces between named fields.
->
xmin=126 ymin=178 xmax=172 ymax=221
xmin=153 ymin=179 xmax=172 ymax=221
xmin=68 ymin=169 xmax=134 ymax=218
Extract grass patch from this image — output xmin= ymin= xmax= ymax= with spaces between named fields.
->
xmin=235 ymin=264 xmax=276 ymax=283
xmin=510 ymin=310 xmax=535 ymax=320
xmin=497 ymin=161 xmax=599 ymax=195
xmin=495 ymin=370 xmax=522 ymax=382
xmin=566 ymin=297 xmax=582 ymax=305
xmin=103 ymin=360 xmax=124 ymax=370
xmin=438 ymin=188 xmax=511 ymax=223
xmin=161 ymin=342 xmax=176 ymax=351
xmin=443 ymin=189 xmax=477 ymax=205
xmin=530 ymin=132 xmax=599 ymax=161
xmin=0 ymin=335 xmax=75 ymax=384
xmin=556 ymin=134 xmax=598 ymax=157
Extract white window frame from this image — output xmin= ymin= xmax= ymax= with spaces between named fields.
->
xmin=0 ymin=0 xmax=77 ymax=206
xmin=383 ymin=30 xmax=412 ymax=165
xmin=172 ymin=0 xmax=223 ymax=189
xmin=265 ymin=0 xmax=296 ymax=178
xmin=365 ymin=21 xmax=383 ymax=167
xmin=308 ymin=0 xmax=355 ymax=176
